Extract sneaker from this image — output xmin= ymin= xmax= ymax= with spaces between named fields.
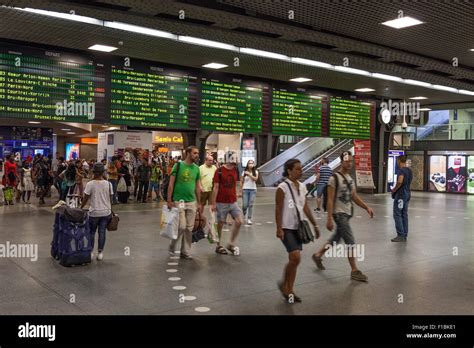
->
xmin=227 ymin=245 xmax=240 ymax=256
xmin=91 ymin=252 xmax=94 ymax=260
xmin=97 ymin=252 xmax=104 ymax=261
xmin=312 ymin=254 xmax=326 ymax=270
xmin=247 ymin=219 xmax=252 ymax=225
xmin=351 ymin=270 xmax=368 ymax=282
xmin=315 ymin=208 xmax=321 ymax=213
xmin=391 ymin=236 xmax=407 ymax=242
xmin=169 ymin=247 xmax=177 ymax=256
xmin=180 ymin=253 xmax=193 ymax=260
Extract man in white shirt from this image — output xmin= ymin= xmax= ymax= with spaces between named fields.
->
xmin=81 ymin=163 xmax=113 ymax=261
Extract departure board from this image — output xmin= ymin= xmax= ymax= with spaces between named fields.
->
xmin=272 ymin=88 xmax=323 ymax=136
xmin=329 ymin=97 xmax=372 ymax=139
xmin=111 ymin=61 xmax=193 ymax=129
xmin=0 ymin=44 xmax=106 ymax=123
xmin=201 ymin=77 xmax=263 ymax=133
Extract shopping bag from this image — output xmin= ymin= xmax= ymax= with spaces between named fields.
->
xmin=207 ymin=207 xmax=219 ymax=244
xmin=117 ymin=177 xmax=127 ymax=192
xmin=160 ymin=207 xmax=179 ymax=240
xmin=3 ymin=187 xmax=14 ymax=202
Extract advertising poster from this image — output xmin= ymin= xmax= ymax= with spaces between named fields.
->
xmin=65 ymin=143 xmax=80 ymax=161
xmin=408 ymin=155 xmax=424 ymax=191
xmin=354 ymin=139 xmax=374 ymax=188
xmin=447 ymin=156 xmax=467 ymax=193
xmin=429 ymin=156 xmax=446 ymax=192
xmin=468 ymin=156 xmax=474 ymax=194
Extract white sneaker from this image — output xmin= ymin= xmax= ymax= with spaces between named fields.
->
xmin=247 ymin=219 xmax=252 ymax=225
xmin=97 ymin=252 xmax=104 ymax=261
xmin=91 ymin=252 xmax=94 ymax=260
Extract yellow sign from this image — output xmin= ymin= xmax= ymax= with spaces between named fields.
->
xmin=154 ymin=136 xmax=183 ymax=144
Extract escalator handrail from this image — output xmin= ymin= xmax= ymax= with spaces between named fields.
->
xmin=302 ymin=139 xmax=352 ymax=172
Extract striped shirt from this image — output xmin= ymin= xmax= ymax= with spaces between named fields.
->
xmin=318 ymin=165 xmax=333 ymax=185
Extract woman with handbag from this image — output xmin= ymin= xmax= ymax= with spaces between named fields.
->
xmin=275 ymin=159 xmax=320 ymax=303
xmin=80 ymin=163 xmax=114 ymax=261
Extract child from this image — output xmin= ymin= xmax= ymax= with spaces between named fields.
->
xmin=2 ymin=174 xmax=15 ymax=206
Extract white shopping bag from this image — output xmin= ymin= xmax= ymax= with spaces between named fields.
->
xmin=207 ymin=206 xmax=219 ymax=244
xmin=160 ymin=207 xmax=179 ymax=240
xmin=117 ymin=177 xmax=127 ymax=193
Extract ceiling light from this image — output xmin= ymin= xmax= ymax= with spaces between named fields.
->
xmin=409 ymin=96 xmax=428 ymax=100
xmin=432 ymin=85 xmax=458 ymax=93
xmin=61 ymin=128 xmax=71 ymax=131
xmin=28 ymin=121 xmax=41 ymax=124
xmin=418 ymin=108 xmax=432 ymax=111
xmin=469 ymin=49 xmax=474 ymax=52
xmin=240 ymin=47 xmax=290 ymax=61
xmin=372 ymin=73 xmax=403 ymax=82
xmin=88 ymin=44 xmax=117 ymax=52
xmin=404 ymin=79 xmax=432 ymax=88
xmin=334 ymin=66 xmax=371 ymax=76
xmin=202 ymin=63 xmax=228 ymax=69
xmin=178 ymin=36 xmax=238 ymax=51
xmin=458 ymin=90 xmax=474 ymax=96
xmin=381 ymin=16 xmax=424 ymax=29
xmin=67 ymin=132 xmax=76 ymax=135
xmin=291 ymin=57 xmax=333 ymax=69
xmin=289 ymin=77 xmax=312 ymax=83
xmin=15 ymin=7 xmax=103 ymax=25
xmin=355 ymin=88 xmax=375 ymax=92
xmin=104 ymin=21 xmax=177 ymax=40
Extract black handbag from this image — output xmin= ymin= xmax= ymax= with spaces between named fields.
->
xmin=285 ymin=181 xmax=314 ymax=244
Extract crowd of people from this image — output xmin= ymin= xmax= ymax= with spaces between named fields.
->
xmin=1 ymin=146 xmax=413 ymax=305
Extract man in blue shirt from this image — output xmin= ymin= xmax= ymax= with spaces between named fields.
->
xmin=391 ymin=156 xmax=413 ymax=242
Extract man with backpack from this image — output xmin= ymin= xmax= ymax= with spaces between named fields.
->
xmin=211 ymin=151 xmax=243 ymax=256
xmin=167 ymin=146 xmax=202 ymax=260
xmin=311 ymin=152 xmax=374 ymax=282
xmin=391 ymin=155 xmax=413 ymax=242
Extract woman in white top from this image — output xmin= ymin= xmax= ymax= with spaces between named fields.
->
xmin=81 ymin=163 xmax=113 ymax=261
xmin=20 ymin=161 xmax=34 ymax=204
xmin=241 ymin=160 xmax=259 ymax=225
xmin=275 ymin=159 xmax=320 ymax=303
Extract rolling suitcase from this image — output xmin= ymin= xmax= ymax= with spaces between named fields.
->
xmin=51 ymin=206 xmax=92 ymax=267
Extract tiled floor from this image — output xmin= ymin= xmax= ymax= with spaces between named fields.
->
xmin=0 ymin=189 xmax=473 ymax=315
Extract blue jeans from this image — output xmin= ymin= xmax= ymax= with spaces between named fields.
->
xmin=393 ymin=198 xmax=409 ymax=238
xmin=89 ymin=215 xmax=112 ymax=252
xmin=109 ymin=179 xmax=118 ymax=204
xmin=242 ymin=189 xmax=257 ymax=219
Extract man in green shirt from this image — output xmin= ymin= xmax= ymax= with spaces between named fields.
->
xmin=167 ymin=146 xmax=202 ymax=260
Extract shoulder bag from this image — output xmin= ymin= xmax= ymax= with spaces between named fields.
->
xmin=284 ymin=180 xmax=314 ymax=244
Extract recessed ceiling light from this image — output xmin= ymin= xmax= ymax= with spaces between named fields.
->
xmin=202 ymin=63 xmax=228 ymax=69
xmin=28 ymin=121 xmax=41 ymax=124
xmin=432 ymin=85 xmax=458 ymax=93
xmin=88 ymin=44 xmax=117 ymax=52
xmin=289 ymin=77 xmax=312 ymax=83
xmin=381 ymin=16 xmax=424 ymax=29
xmin=16 ymin=7 xmax=103 ymax=25
xmin=468 ymin=49 xmax=474 ymax=52
xmin=355 ymin=88 xmax=375 ymax=92
xmin=404 ymin=79 xmax=432 ymax=88
xmin=458 ymin=90 xmax=474 ymax=96
xmin=104 ymin=21 xmax=177 ymax=40
xmin=61 ymin=128 xmax=71 ymax=131
xmin=418 ymin=108 xmax=432 ymax=111
xmin=291 ymin=57 xmax=333 ymax=69
xmin=67 ymin=132 xmax=76 ymax=135
xmin=409 ymin=96 xmax=428 ymax=100
xmin=179 ymin=36 xmax=238 ymax=51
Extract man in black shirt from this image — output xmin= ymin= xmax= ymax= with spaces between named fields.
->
xmin=136 ymin=158 xmax=151 ymax=203
xmin=391 ymin=156 xmax=413 ymax=242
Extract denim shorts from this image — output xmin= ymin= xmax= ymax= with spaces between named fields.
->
xmin=281 ymin=229 xmax=303 ymax=253
xmin=328 ymin=213 xmax=356 ymax=245
xmin=216 ymin=202 xmax=242 ymax=222
xmin=316 ymin=183 xmax=327 ymax=198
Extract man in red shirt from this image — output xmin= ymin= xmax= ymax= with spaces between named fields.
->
xmin=211 ymin=152 xmax=243 ymax=256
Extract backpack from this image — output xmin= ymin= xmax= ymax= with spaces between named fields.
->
xmin=322 ymin=172 xmax=354 ymax=216
xmin=162 ymin=161 xmax=181 ymax=201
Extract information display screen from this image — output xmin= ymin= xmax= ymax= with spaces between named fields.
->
xmin=329 ymin=97 xmax=372 ymax=139
xmin=272 ymin=88 xmax=322 ymax=136
xmin=111 ymin=60 xmax=193 ymax=129
xmin=201 ymin=77 xmax=263 ymax=133
xmin=0 ymin=44 xmax=106 ymax=123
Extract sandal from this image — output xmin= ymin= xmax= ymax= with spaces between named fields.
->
xmin=227 ymin=244 xmax=240 ymax=256
xmin=277 ymin=281 xmax=302 ymax=304
xmin=215 ymin=246 xmax=228 ymax=255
